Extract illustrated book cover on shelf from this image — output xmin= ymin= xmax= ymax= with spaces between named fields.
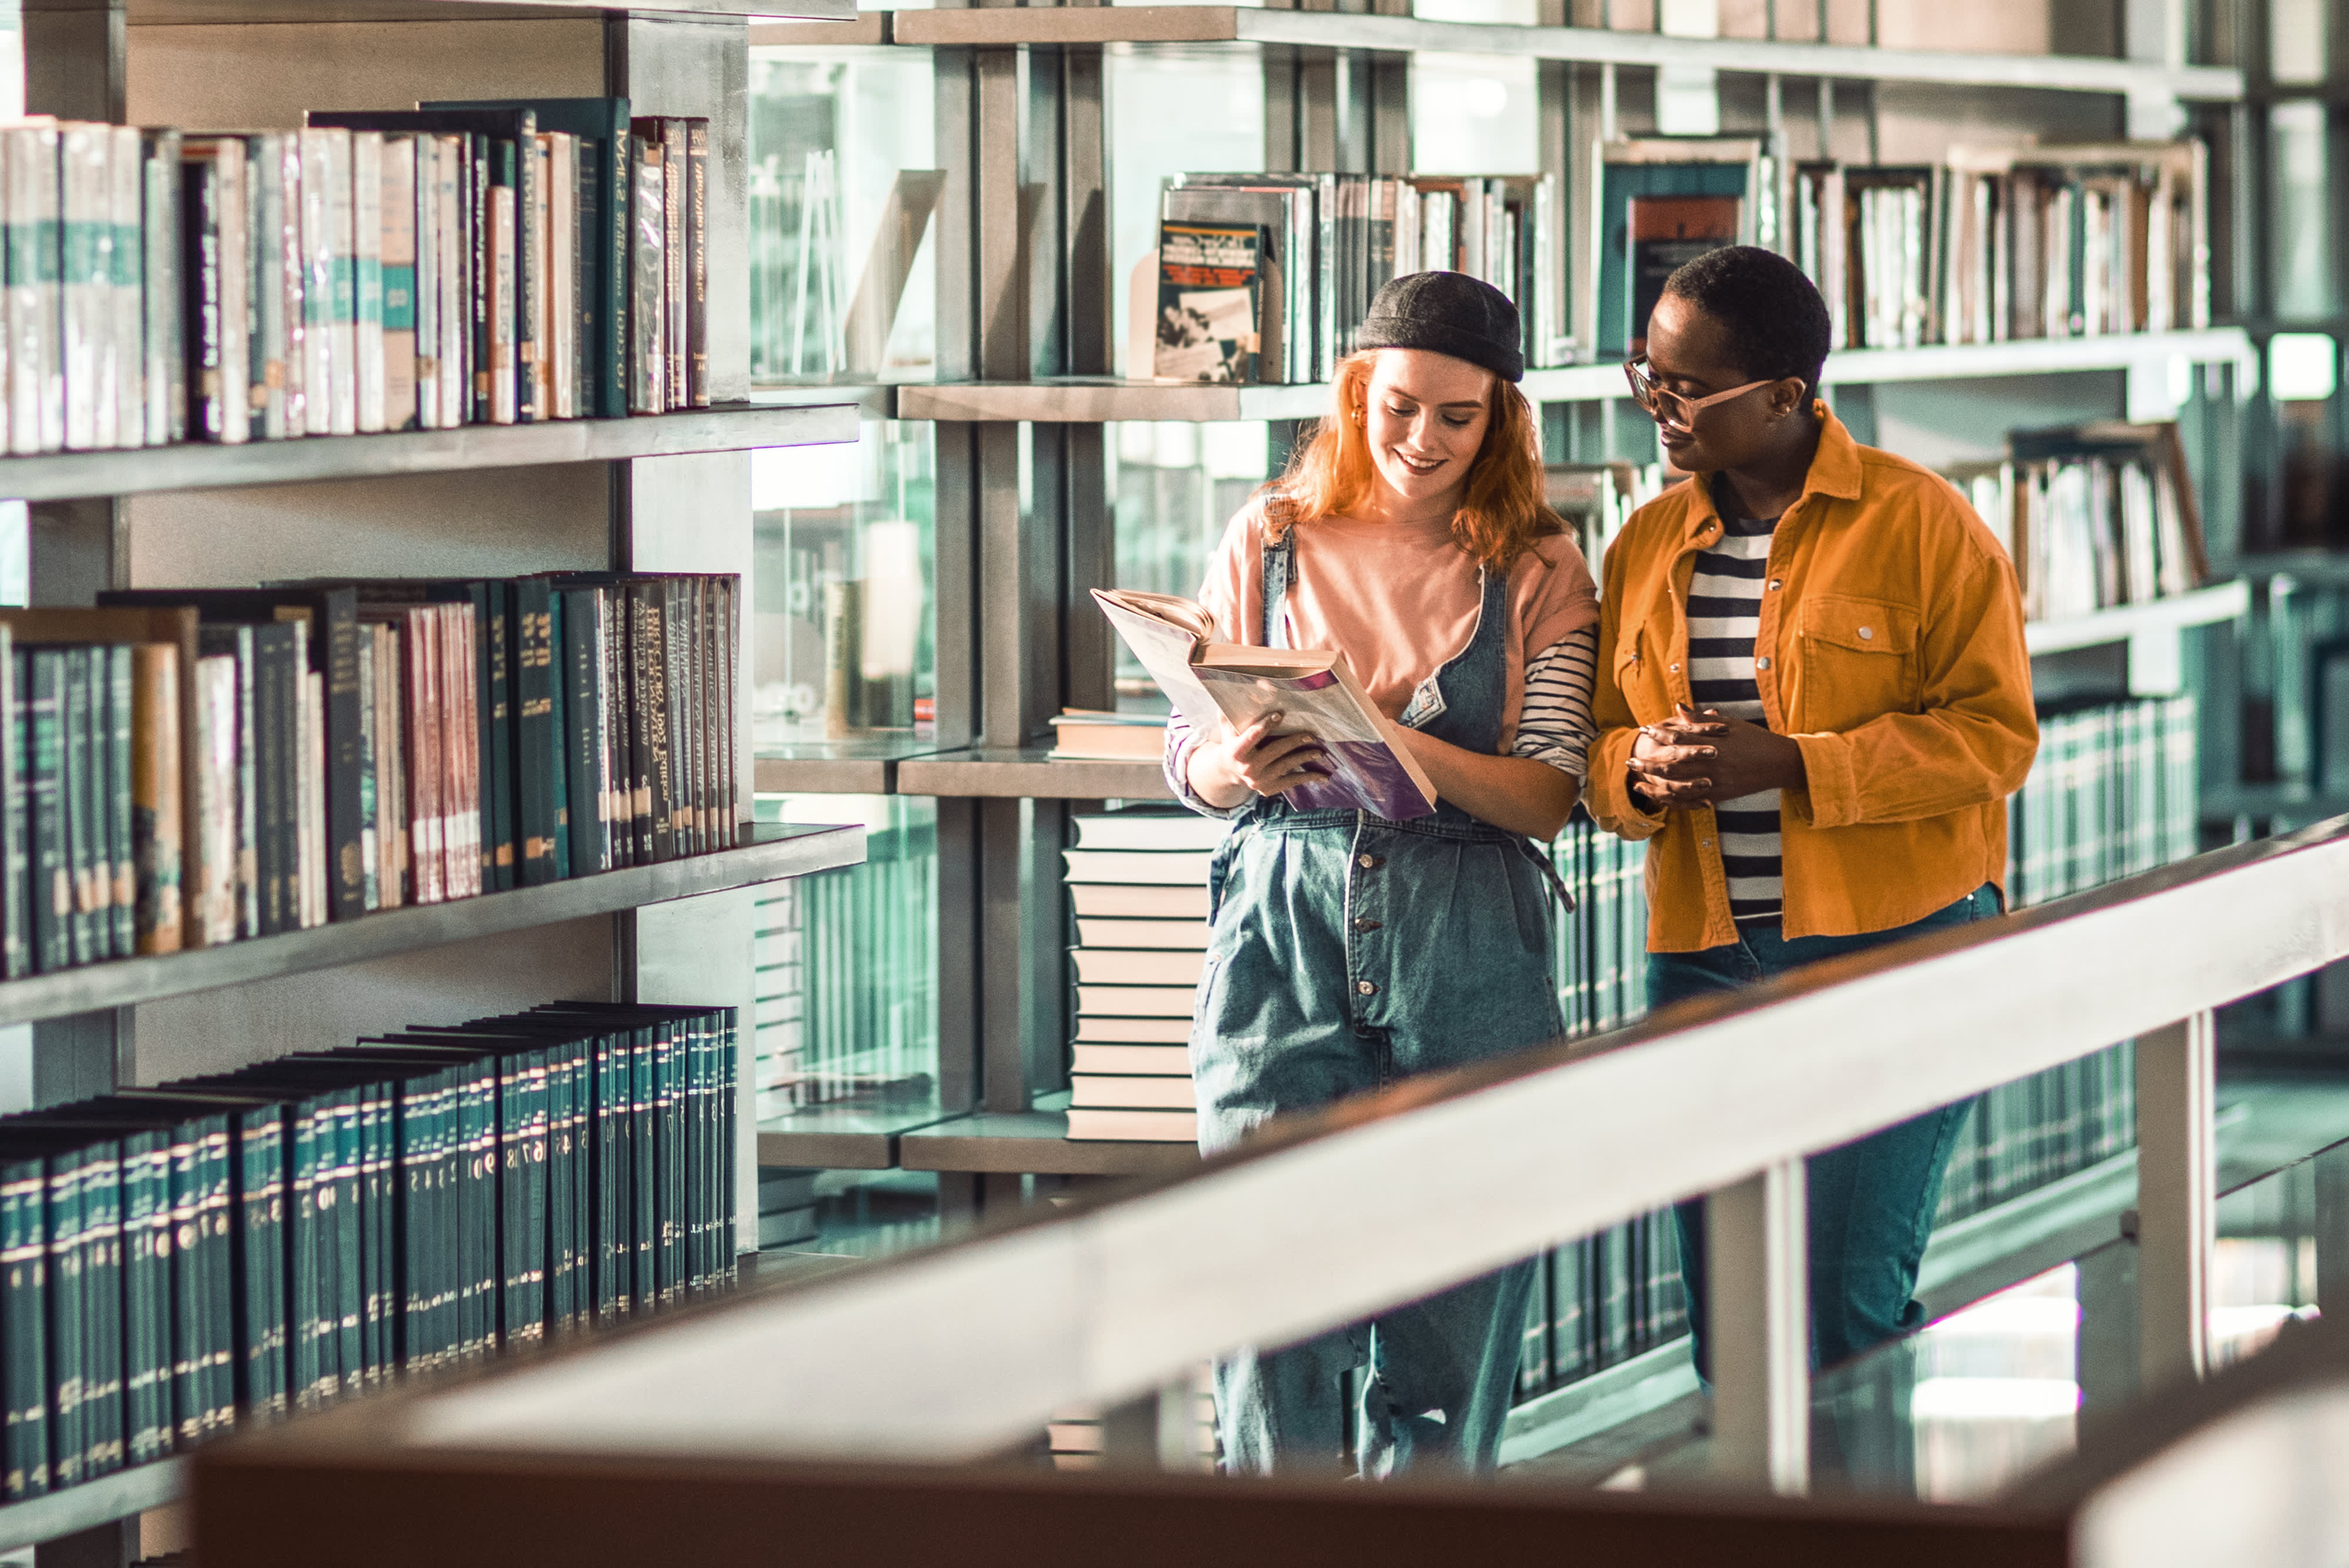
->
xmin=1090 ymin=588 xmax=1435 ymax=820
xmin=1153 ymin=220 xmax=1265 ymax=384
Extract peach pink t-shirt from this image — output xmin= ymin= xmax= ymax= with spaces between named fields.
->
xmin=1195 ymin=491 xmax=1601 ymax=753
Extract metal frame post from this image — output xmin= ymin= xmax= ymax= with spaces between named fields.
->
xmin=2136 ymin=1008 xmax=2216 ymax=1390
xmin=1708 ymin=1158 xmax=1808 ymax=1495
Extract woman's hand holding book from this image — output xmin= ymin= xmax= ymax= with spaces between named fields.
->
xmin=1187 ymin=712 xmax=1332 ymax=809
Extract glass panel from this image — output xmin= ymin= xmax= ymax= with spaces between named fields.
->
xmin=752 ymin=793 xmax=939 ymax=1119
xmin=753 ymin=422 xmax=936 ymax=745
xmin=1106 ymin=45 xmax=1267 ymax=377
xmin=2270 ymin=100 xmax=2335 ymax=324
xmin=748 ymin=46 xmax=938 ymax=381
xmin=1108 ymin=419 xmax=1273 ymax=709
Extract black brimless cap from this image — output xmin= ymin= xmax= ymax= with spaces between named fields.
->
xmin=1355 ymin=271 xmax=1525 ymax=383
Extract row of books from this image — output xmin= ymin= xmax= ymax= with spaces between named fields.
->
xmin=1045 ymin=1364 xmax=1217 ymax=1472
xmin=750 ymin=800 xmax=937 ymax=1122
xmin=1600 ymin=136 xmax=2205 ymax=357
xmin=1515 ymin=1209 xmax=1688 ymax=1401
xmin=1061 ymin=812 xmax=1216 ymax=1143
xmin=1793 ymin=144 xmax=2206 ymax=352
xmin=0 ymin=574 xmax=736 ymax=975
xmin=1936 ymin=694 xmax=2196 ymax=1222
xmin=0 ymin=98 xmax=708 ymax=456
xmin=1950 ymin=421 xmax=2208 ymax=625
xmin=0 ymin=1000 xmax=738 ymax=1501
xmin=1152 ymin=171 xmax=1560 ymax=386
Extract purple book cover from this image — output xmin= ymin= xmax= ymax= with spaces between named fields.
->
xmin=1194 ymin=667 xmax=1435 ymax=820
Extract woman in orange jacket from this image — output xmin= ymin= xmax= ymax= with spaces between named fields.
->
xmin=1587 ymin=245 xmax=2038 ymax=1379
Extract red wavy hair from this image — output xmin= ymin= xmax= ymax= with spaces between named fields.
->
xmin=1266 ymin=348 xmax=1559 ymax=571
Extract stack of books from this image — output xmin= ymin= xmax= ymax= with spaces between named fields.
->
xmin=0 ymin=573 xmax=736 ymax=975
xmin=1063 ymin=811 xmax=1222 ymax=1143
xmin=1151 ymin=170 xmax=1561 ymax=385
xmin=0 ymin=99 xmax=708 ymax=456
xmin=1951 ymin=421 xmax=2207 ymax=623
xmin=1045 ymin=708 xmax=1167 ymax=762
xmin=0 ymin=1000 xmax=737 ymax=1502
xmin=1045 ymin=1362 xmax=1217 ymax=1472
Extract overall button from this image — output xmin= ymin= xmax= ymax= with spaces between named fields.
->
xmin=1357 ymin=853 xmax=1383 ymax=869
xmin=1353 ymin=917 xmax=1381 ymax=931
xmin=1356 ymin=980 xmax=1377 ymax=995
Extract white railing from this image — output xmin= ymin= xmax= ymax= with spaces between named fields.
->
xmin=377 ymin=818 xmax=2349 ymax=1495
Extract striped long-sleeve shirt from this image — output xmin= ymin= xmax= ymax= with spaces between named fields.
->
xmin=1685 ymin=498 xmax=1784 ymax=921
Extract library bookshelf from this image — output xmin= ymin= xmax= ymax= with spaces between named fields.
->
xmin=0 ymin=0 xmax=862 ymax=1554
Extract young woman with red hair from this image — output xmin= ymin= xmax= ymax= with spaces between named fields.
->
xmin=1162 ymin=272 xmax=1600 ymax=1477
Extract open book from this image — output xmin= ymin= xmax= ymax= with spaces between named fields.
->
xmin=1092 ymin=588 xmax=1437 ymax=820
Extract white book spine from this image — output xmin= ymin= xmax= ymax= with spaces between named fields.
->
xmin=380 ymin=134 xmax=416 ymax=430
xmin=276 ymin=134 xmax=305 ymax=437
xmin=407 ymin=135 xmax=436 ymax=430
xmin=490 ymin=183 xmax=517 ymax=424
xmin=246 ymin=133 xmax=287 ymax=441
xmin=437 ymin=137 xmax=465 ymax=430
xmin=297 ymin=129 xmax=336 ymax=435
xmin=352 ymin=130 xmax=385 ymax=433
xmin=191 ymin=656 xmax=237 ymax=947
xmin=215 ymin=140 xmax=251 ymax=445
xmin=324 ymin=130 xmax=357 ymax=435
xmin=60 ymin=122 xmax=107 ymax=450
xmin=550 ymin=133 xmax=576 ymax=420
xmin=0 ymin=128 xmax=27 ymax=455
xmin=107 ymin=124 xmax=143 ymax=447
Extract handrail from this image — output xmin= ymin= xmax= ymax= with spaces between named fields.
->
xmin=241 ymin=817 xmax=2349 ymax=1477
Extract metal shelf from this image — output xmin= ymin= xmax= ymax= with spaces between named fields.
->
xmin=2200 ymin=785 xmax=2349 ymax=832
xmin=895 ymin=748 xmax=1174 ymax=800
xmin=2023 ymin=579 xmax=2250 ymax=656
xmin=898 ymin=1094 xmax=1202 ymax=1177
xmin=0 ymin=824 xmax=864 ymax=1029
xmin=2237 ymin=551 xmax=2349 ymax=589
xmin=884 ymin=7 xmax=2243 ymax=100
xmin=0 ymin=405 xmax=857 ymax=503
xmin=0 ymin=1458 xmax=181 ymax=1554
xmin=886 ymin=331 xmax=2253 ymax=425
xmin=755 ymin=736 xmax=944 ymax=796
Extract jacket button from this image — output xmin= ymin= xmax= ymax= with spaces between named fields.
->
xmin=1668 ymin=662 xmax=1680 ymax=673
xmin=1357 ymin=980 xmax=1377 ymax=995
xmin=1353 ymin=917 xmax=1381 ymax=931
xmin=1768 ymin=579 xmax=1782 ymax=590
xmin=1357 ymin=853 xmax=1381 ymax=869
xmin=1755 ymin=656 xmax=1772 ymax=671
xmin=1858 ymin=625 xmax=1873 ymax=640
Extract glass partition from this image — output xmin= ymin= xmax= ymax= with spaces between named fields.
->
xmin=749 ymin=44 xmax=938 ymax=382
xmin=753 ymin=422 xmax=937 ymax=746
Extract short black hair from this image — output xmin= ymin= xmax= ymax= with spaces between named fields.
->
xmin=1662 ymin=244 xmax=1832 ymax=402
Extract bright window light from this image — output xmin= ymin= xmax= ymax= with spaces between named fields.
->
xmin=1910 ymin=1377 xmax=2082 ymax=1421
xmin=2269 ymin=332 xmax=2338 ymax=402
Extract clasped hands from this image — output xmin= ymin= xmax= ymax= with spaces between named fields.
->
xmin=1627 ymin=702 xmax=1808 ymax=808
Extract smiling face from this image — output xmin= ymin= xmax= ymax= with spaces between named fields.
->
xmin=1640 ymin=291 xmax=1810 ymax=473
xmin=1359 ymin=348 xmax=1496 ymax=517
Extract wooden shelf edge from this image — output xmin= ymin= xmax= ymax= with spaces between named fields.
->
xmin=900 ymin=1112 xmax=1202 ymax=1177
xmin=0 ymin=1458 xmax=182 ymax=1555
xmin=0 ymin=824 xmax=864 ymax=1028
xmin=895 ymin=751 xmax=1174 ymax=800
xmin=0 ymin=405 xmax=858 ymax=503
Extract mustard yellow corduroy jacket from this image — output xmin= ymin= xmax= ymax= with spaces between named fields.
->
xmin=1586 ymin=404 xmax=2040 ymax=953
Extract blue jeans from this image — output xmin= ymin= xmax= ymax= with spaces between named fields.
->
xmin=1651 ymin=884 xmax=1996 ymax=1378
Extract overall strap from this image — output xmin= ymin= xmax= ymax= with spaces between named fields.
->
xmin=1260 ymin=527 xmax=1296 ymax=650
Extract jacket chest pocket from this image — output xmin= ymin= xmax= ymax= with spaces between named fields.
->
xmin=1792 ymin=593 xmax=1921 ymax=733
xmin=1613 ymin=623 xmax=1671 ymax=721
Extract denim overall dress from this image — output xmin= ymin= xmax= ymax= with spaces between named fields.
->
xmin=1191 ymin=531 xmax=1566 ymax=1477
